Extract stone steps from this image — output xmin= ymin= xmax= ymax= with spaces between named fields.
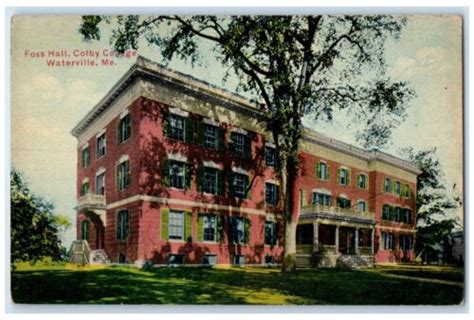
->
xmin=90 ymin=249 xmax=111 ymax=265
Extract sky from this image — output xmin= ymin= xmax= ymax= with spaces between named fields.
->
xmin=10 ymin=15 xmax=463 ymax=246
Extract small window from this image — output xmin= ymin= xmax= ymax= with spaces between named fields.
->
xmin=81 ymin=220 xmax=90 ymax=241
xmin=203 ymin=167 xmax=218 ymax=194
xmin=232 ymin=255 xmax=245 ymax=266
xmin=168 ymin=114 xmax=186 ymax=141
xmin=204 ymin=124 xmax=218 ymax=149
xmin=265 ymin=183 xmax=279 ymax=205
xmin=116 ymin=210 xmax=129 ymax=241
xmin=402 ymin=184 xmax=412 ymax=198
xmin=402 ymin=208 xmax=412 ymax=224
xmin=316 ymin=162 xmax=329 ymax=180
xmin=399 ymin=235 xmax=413 ymax=251
xmin=118 ymin=113 xmax=131 ymax=143
xmin=96 ymin=172 xmax=105 ymax=195
xmin=168 ymin=254 xmax=185 ymax=265
xmin=382 ymin=205 xmax=391 ymax=220
xmin=358 ymin=174 xmax=367 ymax=189
xmin=169 ymin=210 xmax=184 ymax=240
xmin=229 ymin=217 xmax=245 ymax=244
xmin=312 ymin=193 xmax=331 ymax=206
xmin=339 ymin=168 xmax=349 ymax=185
xmin=336 ymin=197 xmax=351 ymax=209
xmin=118 ymin=253 xmax=127 ymax=264
xmin=202 ymin=254 xmax=217 ymax=266
xmin=117 ymin=159 xmax=131 ymax=190
xmin=203 ymin=214 xmax=217 ymax=242
xmin=357 ymin=201 xmax=367 ymax=212
xmin=382 ymin=232 xmax=394 ymax=250
xmin=80 ymin=181 xmax=90 ymax=196
xmin=395 ymin=181 xmax=401 ymax=195
xmin=96 ymin=133 xmax=106 ymax=158
xmin=384 ymin=178 xmax=391 ymax=193
xmin=232 ymin=173 xmax=248 ymax=198
xmin=230 ymin=132 xmax=250 ymax=157
xmin=264 ymin=221 xmax=277 ymax=245
xmin=265 ymin=147 xmax=276 ymax=167
xmin=169 ymin=161 xmax=186 ymax=189
xmin=81 ymin=147 xmax=90 ymax=168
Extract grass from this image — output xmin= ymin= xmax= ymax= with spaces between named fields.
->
xmin=10 ymin=263 xmax=464 ymax=305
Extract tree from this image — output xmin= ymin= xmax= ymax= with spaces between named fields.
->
xmin=401 ymin=147 xmax=461 ymax=264
xmin=10 ymin=168 xmax=70 ymax=262
xmin=80 ymin=15 xmax=415 ymax=271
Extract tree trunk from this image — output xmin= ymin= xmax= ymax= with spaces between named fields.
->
xmin=280 ymin=155 xmax=299 ymax=273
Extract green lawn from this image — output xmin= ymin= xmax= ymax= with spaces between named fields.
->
xmin=10 ymin=263 xmax=464 ymax=305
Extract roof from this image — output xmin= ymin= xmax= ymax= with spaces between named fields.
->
xmin=71 ymin=55 xmax=421 ymax=176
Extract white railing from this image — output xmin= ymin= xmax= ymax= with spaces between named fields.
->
xmin=301 ymin=204 xmax=375 ymax=221
xmin=77 ymin=193 xmax=106 ymax=209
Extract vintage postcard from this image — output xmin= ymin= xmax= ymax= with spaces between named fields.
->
xmin=9 ymin=13 xmax=464 ymax=306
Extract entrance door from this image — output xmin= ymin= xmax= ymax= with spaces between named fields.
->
xmin=339 ymin=227 xmax=355 ymax=254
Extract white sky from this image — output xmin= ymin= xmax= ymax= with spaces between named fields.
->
xmin=10 ymin=15 xmax=463 ymax=246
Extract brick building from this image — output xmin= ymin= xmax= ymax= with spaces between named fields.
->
xmin=71 ymin=56 xmax=420 ymax=267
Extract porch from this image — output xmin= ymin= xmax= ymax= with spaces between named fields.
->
xmin=296 ymin=204 xmax=376 ymax=268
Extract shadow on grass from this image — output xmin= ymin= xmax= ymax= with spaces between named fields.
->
xmin=11 ymin=266 xmax=464 ymax=305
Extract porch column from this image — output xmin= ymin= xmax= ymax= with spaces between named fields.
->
xmin=335 ymin=225 xmax=339 ymax=254
xmin=313 ymin=221 xmax=319 ymax=253
xmin=355 ymin=228 xmax=359 ymax=255
xmin=371 ymin=227 xmax=375 ymax=255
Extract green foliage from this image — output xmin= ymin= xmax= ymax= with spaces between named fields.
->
xmin=401 ymin=147 xmax=461 ymax=263
xmin=10 ymin=168 xmax=70 ymax=262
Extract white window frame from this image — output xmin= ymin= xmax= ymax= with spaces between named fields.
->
xmin=96 ymin=172 xmax=105 ymax=195
xmin=169 ymin=161 xmax=186 ymax=189
xmin=169 ymin=210 xmax=185 ymax=240
xmin=203 ymin=214 xmax=217 ymax=242
xmin=204 ymin=124 xmax=218 ymax=149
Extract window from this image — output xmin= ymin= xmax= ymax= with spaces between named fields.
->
xmin=402 ymin=184 xmax=411 ymax=198
xmin=96 ymin=173 xmax=105 ymax=195
xmin=381 ymin=232 xmax=394 ymax=250
xmin=312 ymin=192 xmax=331 ymax=206
xmin=358 ymin=174 xmax=367 ymax=189
xmin=339 ymin=168 xmax=350 ymax=185
xmin=204 ymin=124 xmax=218 ymax=149
xmin=229 ymin=217 xmax=245 ymax=244
xmin=402 ymin=208 xmax=412 ymax=224
xmin=357 ymin=201 xmax=367 ymax=212
xmin=336 ymin=197 xmax=351 ymax=209
xmin=265 ymin=183 xmax=279 ymax=205
xmin=116 ymin=210 xmax=129 ymax=241
xmin=169 ymin=161 xmax=186 ymax=189
xmin=265 ymin=147 xmax=276 ymax=167
xmin=233 ymin=255 xmax=245 ymax=266
xmin=232 ymin=173 xmax=248 ymax=198
xmin=264 ymin=221 xmax=277 ymax=245
xmin=382 ymin=205 xmax=391 ymax=220
xmin=230 ymin=132 xmax=250 ymax=157
xmin=168 ymin=114 xmax=185 ymax=141
xmin=169 ymin=210 xmax=184 ymax=240
xmin=203 ymin=214 xmax=217 ymax=242
xmin=117 ymin=159 xmax=131 ymax=190
xmin=395 ymin=181 xmax=401 ymax=195
xmin=399 ymin=235 xmax=413 ymax=251
xmin=384 ymin=178 xmax=391 ymax=193
xmin=96 ymin=133 xmax=106 ymax=158
xmin=118 ymin=113 xmax=131 ymax=143
xmin=202 ymin=254 xmax=217 ymax=266
xmin=81 ymin=147 xmax=90 ymax=168
xmin=203 ymin=167 xmax=218 ymax=194
xmin=168 ymin=254 xmax=185 ymax=265
xmin=394 ymin=207 xmax=401 ymax=222
xmin=316 ymin=162 xmax=330 ymax=180
xmin=81 ymin=220 xmax=90 ymax=240
xmin=80 ymin=181 xmax=90 ymax=196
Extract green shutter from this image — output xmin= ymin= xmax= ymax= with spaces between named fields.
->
xmin=185 ymin=211 xmax=193 ymax=242
xmin=326 ymin=165 xmax=330 ymax=180
xmin=197 ymin=166 xmax=205 ymax=193
xmin=197 ymin=214 xmax=204 ymax=242
xmin=347 ymin=169 xmax=352 ymax=185
xmin=366 ymin=174 xmax=369 ymax=190
xmin=161 ymin=208 xmax=169 ymax=240
xmin=217 ymin=127 xmax=225 ymax=151
xmin=337 ymin=169 xmax=341 ymax=184
xmin=390 ymin=180 xmax=395 ymax=193
xmin=216 ymin=215 xmax=223 ymax=242
xmin=126 ymin=115 xmax=132 ymax=139
xmin=217 ymin=170 xmax=225 ymax=196
xmin=185 ymin=118 xmax=194 ymax=143
xmin=245 ymin=175 xmax=251 ymax=199
xmin=125 ymin=160 xmax=131 ymax=187
xmin=185 ymin=163 xmax=193 ymax=190
xmin=244 ymin=218 xmax=250 ymax=244
xmin=316 ymin=163 xmax=321 ymax=179
xmin=125 ymin=210 xmax=130 ymax=239
xmin=197 ymin=122 xmax=205 ymax=146
xmin=161 ymin=159 xmax=170 ymax=187
xmin=162 ymin=113 xmax=170 ymax=137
